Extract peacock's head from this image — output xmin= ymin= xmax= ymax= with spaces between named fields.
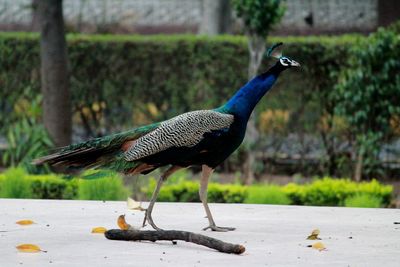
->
xmin=278 ymin=56 xmax=300 ymax=68
xmin=266 ymin=42 xmax=300 ymax=68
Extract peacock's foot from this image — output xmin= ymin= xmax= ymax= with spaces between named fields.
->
xmin=203 ymin=225 xmax=236 ymax=232
xmin=142 ymin=209 xmax=163 ymax=231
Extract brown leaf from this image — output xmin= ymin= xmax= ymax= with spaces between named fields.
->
xmin=16 ymin=220 xmax=35 ymax=226
xmin=91 ymin=227 xmax=107 ymax=234
xmin=307 ymin=229 xmax=321 ymax=240
xmin=310 ymin=242 xmax=326 ymax=251
xmin=16 ymin=244 xmax=46 ymax=253
xmin=117 ymin=215 xmax=131 ymax=230
xmin=127 ymin=197 xmax=145 ymax=211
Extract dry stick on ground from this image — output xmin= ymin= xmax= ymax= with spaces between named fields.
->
xmin=105 ymin=229 xmax=245 ymax=254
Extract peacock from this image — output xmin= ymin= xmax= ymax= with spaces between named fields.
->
xmin=34 ymin=43 xmax=300 ymax=232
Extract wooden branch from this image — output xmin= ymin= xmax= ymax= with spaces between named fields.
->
xmin=105 ymin=229 xmax=245 ymax=254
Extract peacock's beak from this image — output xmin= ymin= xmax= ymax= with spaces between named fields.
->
xmin=291 ymin=60 xmax=301 ymax=67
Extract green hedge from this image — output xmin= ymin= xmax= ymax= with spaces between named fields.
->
xmin=282 ymin=177 xmax=393 ymax=206
xmin=142 ymin=177 xmax=393 ymax=207
xmin=0 ymin=168 xmax=126 ymax=200
xmin=0 ymin=32 xmax=358 ymax=132
xmin=0 ymin=168 xmax=393 ymax=207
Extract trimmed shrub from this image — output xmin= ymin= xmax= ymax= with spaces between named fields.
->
xmin=28 ymin=174 xmax=77 ymax=199
xmin=245 ymin=185 xmax=291 ymax=205
xmin=0 ymin=32 xmax=356 ymax=133
xmin=78 ymin=171 xmax=128 ymax=201
xmin=282 ymin=177 xmax=392 ymax=206
xmin=344 ymin=194 xmax=382 ymax=208
xmin=0 ymin=168 xmax=32 ymax=198
xmin=145 ymin=178 xmax=247 ymax=203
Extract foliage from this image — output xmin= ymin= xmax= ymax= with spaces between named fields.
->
xmin=0 ymin=168 xmax=127 ymax=200
xmin=0 ymin=167 xmax=392 ymax=206
xmin=145 ymin=178 xmax=247 ymax=203
xmin=245 ymin=185 xmax=291 ymax=204
xmin=344 ymin=194 xmax=382 ymax=208
xmin=142 ymin=176 xmax=392 ymax=206
xmin=283 ymin=177 xmax=392 ymax=206
xmin=29 ymin=174 xmax=77 ymax=199
xmin=0 ymin=168 xmax=32 ymax=198
xmin=231 ymin=0 xmax=285 ymax=36
xmin=334 ymin=23 xmax=400 ymax=178
xmin=0 ymin=32 xmax=357 ymax=133
xmin=77 ymin=170 xmax=128 ymax=200
xmin=1 ymin=95 xmax=52 ymax=173
xmin=0 ymin=33 xmax=371 ymax=177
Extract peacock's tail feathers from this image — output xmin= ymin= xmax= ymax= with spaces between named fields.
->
xmin=33 ymin=123 xmax=160 ymax=174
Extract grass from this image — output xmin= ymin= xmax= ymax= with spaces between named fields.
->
xmin=245 ymin=185 xmax=291 ymax=205
xmin=344 ymin=194 xmax=382 ymax=208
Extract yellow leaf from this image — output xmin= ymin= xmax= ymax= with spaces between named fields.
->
xmin=16 ymin=220 xmax=35 ymax=226
xmin=16 ymin=244 xmax=45 ymax=253
xmin=127 ymin=197 xmax=145 ymax=211
xmin=117 ymin=214 xmax=131 ymax=230
xmin=91 ymin=227 xmax=107 ymax=234
xmin=307 ymin=229 xmax=321 ymax=240
xmin=311 ymin=242 xmax=326 ymax=251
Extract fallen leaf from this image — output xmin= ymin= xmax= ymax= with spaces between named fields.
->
xmin=16 ymin=244 xmax=46 ymax=253
xmin=16 ymin=220 xmax=35 ymax=226
xmin=309 ymin=242 xmax=326 ymax=251
xmin=117 ymin=214 xmax=131 ymax=230
xmin=127 ymin=197 xmax=145 ymax=211
xmin=91 ymin=227 xmax=107 ymax=234
xmin=306 ymin=229 xmax=321 ymax=240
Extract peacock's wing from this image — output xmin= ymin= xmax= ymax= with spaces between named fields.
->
xmin=124 ymin=110 xmax=234 ymax=161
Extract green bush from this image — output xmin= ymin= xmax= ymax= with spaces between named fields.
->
xmin=344 ymin=194 xmax=382 ymax=208
xmin=0 ymin=168 xmax=32 ymax=198
xmin=0 ymin=32 xmax=356 ymax=132
xmin=78 ymin=171 xmax=128 ymax=201
xmin=28 ymin=174 xmax=77 ymax=199
xmin=245 ymin=185 xmax=291 ymax=205
xmin=282 ymin=177 xmax=392 ymax=206
xmin=145 ymin=178 xmax=247 ymax=203
xmin=143 ymin=176 xmax=392 ymax=207
xmin=335 ymin=22 xmax=400 ymax=178
xmin=0 ymin=167 xmax=392 ymax=206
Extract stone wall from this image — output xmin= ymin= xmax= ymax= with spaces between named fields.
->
xmin=0 ymin=0 xmax=395 ymax=34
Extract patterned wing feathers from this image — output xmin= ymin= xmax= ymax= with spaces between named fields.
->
xmin=124 ymin=110 xmax=233 ymax=161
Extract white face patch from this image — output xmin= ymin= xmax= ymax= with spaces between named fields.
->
xmin=280 ymin=57 xmax=290 ymax=66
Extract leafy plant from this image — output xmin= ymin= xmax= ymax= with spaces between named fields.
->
xmin=78 ymin=170 xmax=128 ymax=200
xmin=245 ymin=185 xmax=291 ymax=204
xmin=0 ymin=168 xmax=32 ymax=198
xmin=335 ymin=23 xmax=400 ymax=179
xmin=283 ymin=177 xmax=392 ymax=206
xmin=232 ymin=0 xmax=285 ymax=37
xmin=2 ymin=96 xmax=52 ymax=173
xmin=344 ymin=194 xmax=382 ymax=208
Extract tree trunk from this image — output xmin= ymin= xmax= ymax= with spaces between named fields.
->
xmin=243 ymin=35 xmax=265 ymax=185
xmin=354 ymin=149 xmax=363 ymax=182
xmin=38 ymin=0 xmax=71 ymax=147
xmin=199 ymin=0 xmax=232 ymax=35
xmin=31 ymin=0 xmax=40 ymax=31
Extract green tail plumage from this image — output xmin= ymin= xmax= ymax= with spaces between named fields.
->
xmin=33 ymin=123 xmax=159 ymax=173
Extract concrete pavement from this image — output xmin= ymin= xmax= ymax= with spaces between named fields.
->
xmin=0 ymin=199 xmax=399 ymax=267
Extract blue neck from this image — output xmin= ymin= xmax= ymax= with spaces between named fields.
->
xmin=220 ymin=63 xmax=284 ymax=120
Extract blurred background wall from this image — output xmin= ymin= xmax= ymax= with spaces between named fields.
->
xmin=1 ymin=0 xmax=399 ymax=35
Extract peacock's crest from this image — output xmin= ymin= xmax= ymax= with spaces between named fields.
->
xmin=266 ymin=42 xmax=283 ymax=59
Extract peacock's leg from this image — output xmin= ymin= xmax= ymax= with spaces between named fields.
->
xmin=142 ymin=165 xmax=181 ymax=230
xmin=200 ymin=165 xmax=236 ymax=232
